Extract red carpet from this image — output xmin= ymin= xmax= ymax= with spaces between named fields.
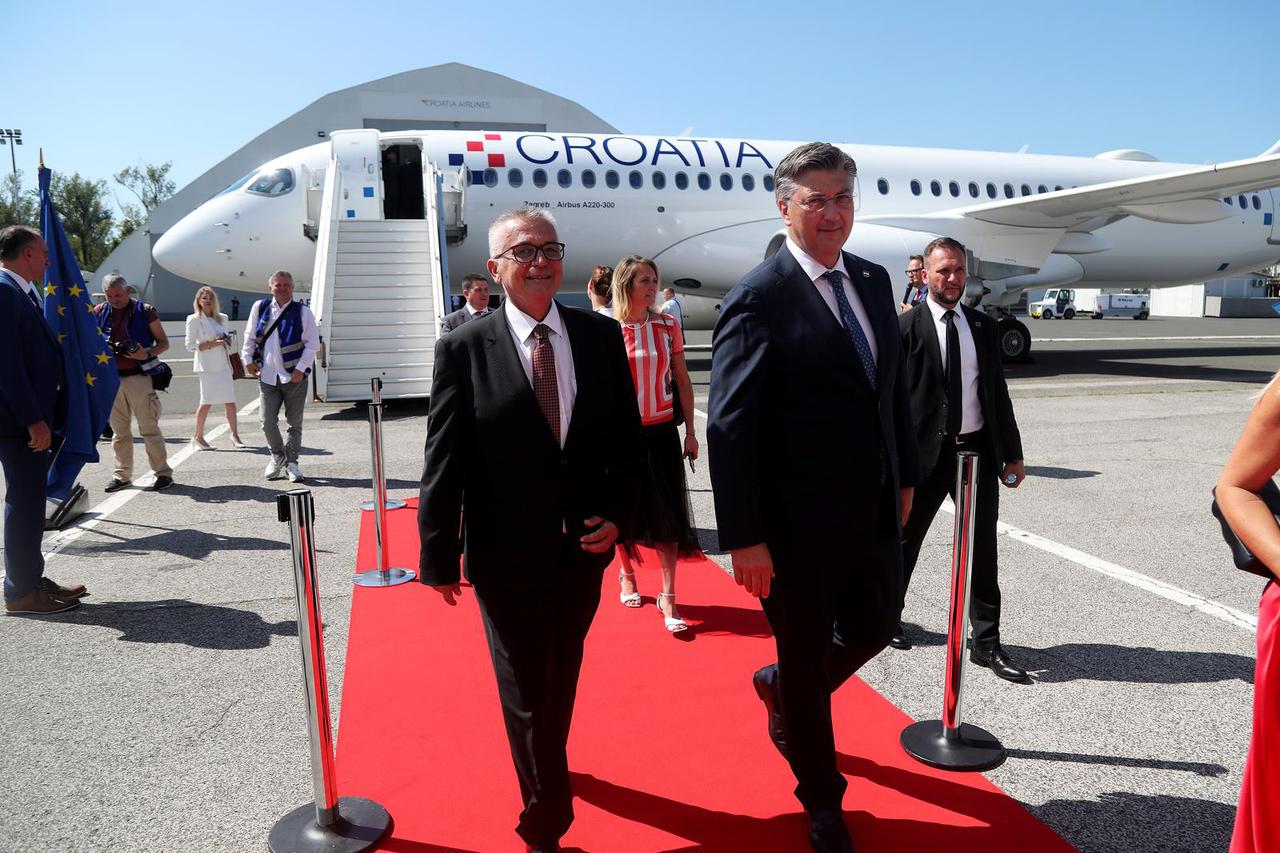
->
xmin=336 ymin=500 xmax=1075 ymax=852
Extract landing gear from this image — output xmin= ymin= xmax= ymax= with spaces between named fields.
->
xmin=997 ymin=317 xmax=1031 ymax=362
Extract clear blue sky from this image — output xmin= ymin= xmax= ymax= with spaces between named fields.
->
xmin=7 ymin=0 xmax=1276 ymax=216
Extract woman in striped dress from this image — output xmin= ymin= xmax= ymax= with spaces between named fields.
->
xmin=611 ymin=256 xmax=701 ymax=633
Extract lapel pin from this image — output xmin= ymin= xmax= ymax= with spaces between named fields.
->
xmin=861 ymin=270 xmax=871 ymax=278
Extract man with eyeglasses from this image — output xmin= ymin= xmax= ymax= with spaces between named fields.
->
xmin=417 ymin=207 xmax=642 ymax=853
xmin=900 ymin=254 xmax=926 ymax=312
xmin=709 ymin=143 xmax=918 ymax=852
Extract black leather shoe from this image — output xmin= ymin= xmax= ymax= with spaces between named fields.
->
xmin=525 ymin=842 xmax=560 ymax=852
xmin=152 ymin=475 xmax=174 ymax=491
xmin=888 ymin=622 xmax=911 ymax=650
xmin=807 ymin=808 xmax=854 ymax=852
xmin=970 ymin=644 xmax=1028 ymax=682
xmin=104 ymin=478 xmax=131 ymax=493
xmin=752 ymin=665 xmax=789 ymax=760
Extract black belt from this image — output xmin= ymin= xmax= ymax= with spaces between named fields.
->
xmin=118 ymin=368 xmax=143 ymax=377
xmin=946 ymin=429 xmax=984 ymax=445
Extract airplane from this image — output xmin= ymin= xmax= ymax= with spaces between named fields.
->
xmin=154 ymin=130 xmax=1280 ymax=364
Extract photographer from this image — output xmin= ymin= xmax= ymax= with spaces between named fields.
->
xmin=94 ymin=274 xmax=173 ymax=492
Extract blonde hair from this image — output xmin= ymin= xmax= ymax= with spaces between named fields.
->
xmin=193 ymin=286 xmax=227 ymax=322
xmin=610 ymin=255 xmax=660 ymax=321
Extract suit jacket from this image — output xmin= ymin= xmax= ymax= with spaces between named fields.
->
xmin=440 ymin=305 xmax=490 ymax=335
xmin=707 ymin=245 xmax=919 ymax=572
xmin=0 ymin=269 xmax=66 ymax=441
xmin=898 ymin=300 xmax=1023 ymax=478
xmin=418 ymin=302 xmax=642 ymax=591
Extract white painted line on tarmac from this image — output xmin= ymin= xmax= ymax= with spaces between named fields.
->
xmin=42 ymin=398 xmax=262 ymax=560
xmin=1036 ymin=334 xmax=1280 ymax=343
xmin=941 ymin=502 xmax=1258 ymax=632
xmin=693 ymin=406 xmax=1256 ymax=632
xmin=1008 ymin=377 xmax=1215 ymax=390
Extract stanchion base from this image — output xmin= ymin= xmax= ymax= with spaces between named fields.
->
xmin=359 ymin=499 xmax=406 ymax=511
xmin=267 ymin=796 xmax=390 ymax=853
xmin=900 ymin=720 xmax=1006 ymax=772
xmin=353 ymin=567 xmax=417 ymax=587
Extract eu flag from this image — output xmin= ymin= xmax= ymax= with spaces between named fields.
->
xmin=40 ymin=166 xmax=119 ymax=501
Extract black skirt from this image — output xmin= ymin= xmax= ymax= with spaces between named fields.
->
xmin=622 ymin=418 xmax=701 ymax=559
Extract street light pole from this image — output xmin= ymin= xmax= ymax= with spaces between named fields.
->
xmin=0 ymin=129 xmax=24 ymax=207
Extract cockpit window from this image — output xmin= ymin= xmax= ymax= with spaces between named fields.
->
xmin=245 ymin=168 xmax=295 ymax=197
xmin=216 ymin=170 xmax=257 ymax=197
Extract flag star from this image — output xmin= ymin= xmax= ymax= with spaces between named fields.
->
xmin=68 ymin=284 xmax=84 ymax=298
xmin=57 ymin=305 xmax=66 ymax=316
xmin=96 ymin=352 xmax=111 ymax=364
xmin=58 ymin=334 xmax=66 ymax=343
xmin=85 ymin=372 xmax=96 ymax=386
xmin=44 ymin=283 xmax=56 ymax=296
xmin=86 ymin=303 xmax=95 ymax=313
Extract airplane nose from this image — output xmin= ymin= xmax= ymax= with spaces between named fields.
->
xmin=153 ymin=208 xmax=228 ymax=282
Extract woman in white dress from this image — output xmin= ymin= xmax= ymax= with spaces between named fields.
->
xmin=184 ymin=286 xmax=245 ymax=449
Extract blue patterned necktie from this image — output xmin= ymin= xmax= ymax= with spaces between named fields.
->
xmin=821 ymin=270 xmax=876 ymax=391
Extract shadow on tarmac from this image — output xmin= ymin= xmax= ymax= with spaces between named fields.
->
xmin=62 ymin=522 xmax=288 ymax=559
xmin=1025 ymin=642 xmax=1255 ymax=685
xmin=1005 ymin=346 xmax=1280 ymax=384
xmin=1031 ymin=792 xmax=1235 ymax=853
xmin=28 ymin=599 xmax=298 ymax=649
xmin=1025 ymin=465 xmax=1100 ymax=480
xmin=1005 ymin=748 xmax=1228 ymax=778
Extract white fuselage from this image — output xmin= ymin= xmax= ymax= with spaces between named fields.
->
xmin=153 ymin=131 xmax=1280 ymax=316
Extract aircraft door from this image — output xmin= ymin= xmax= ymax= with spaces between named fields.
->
xmin=1269 ymin=190 xmax=1279 ymax=242
xmin=328 ymin=129 xmax=382 ymax=220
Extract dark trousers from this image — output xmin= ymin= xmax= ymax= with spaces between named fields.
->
xmin=760 ymin=486 xmax=902 ymax=812
xmin=475 ymin=543 xmax=605 ymax=846
xmin=1 ymin=437 xmax=49 ymax=601
xmin=901 ymin=430 xmax=1003 ymax=647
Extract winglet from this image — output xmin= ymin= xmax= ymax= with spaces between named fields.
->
xmin=1262 ymin=138 xmax=1280 ymax=157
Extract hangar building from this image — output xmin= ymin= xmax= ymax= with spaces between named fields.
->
xmin=93 ymin=63 xmax=617 ymax=317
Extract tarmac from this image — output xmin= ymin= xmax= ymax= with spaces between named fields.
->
xmin=3 ymin=315 xmax=1280 ymax=852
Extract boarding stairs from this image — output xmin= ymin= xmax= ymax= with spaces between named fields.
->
xmin=310 ymin=130 xmax=452 ymax=401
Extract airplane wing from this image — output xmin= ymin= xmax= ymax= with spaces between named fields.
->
xmin=859 ymin=152 xmax=1280 ymax=271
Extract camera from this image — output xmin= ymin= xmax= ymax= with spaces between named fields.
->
xmin=110 ymin=340 xmax=141 ymax=358
xmin=217 ymin=330 xmax=236 ymax=342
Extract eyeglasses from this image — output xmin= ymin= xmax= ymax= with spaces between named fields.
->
xmin=906 ymin=268 xmax=923 ymax=275
xmin=496 ymin=242 xmax=566 ymax=264
xmin=791 ymin=191 xmax=854 ymax=212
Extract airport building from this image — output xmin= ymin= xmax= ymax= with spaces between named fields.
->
xmin=92 ymin=63 xmax=617 ymax=317
xmin=1150 ymin=273 xmax=1280 ymax=317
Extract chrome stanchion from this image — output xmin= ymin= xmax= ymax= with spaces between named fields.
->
xmin=360 ymin=377 xmax=405 ymax=512
xmin=355 ymin=379 xmax=415 ymax=587
xmin=900 ymin=451 xmax=1006 ymax=771
xmin=269 ymin=488 xmax=391 ymax=853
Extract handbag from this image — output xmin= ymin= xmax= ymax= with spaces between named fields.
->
xmin=228 ymin=351 xmax=246 ymax=380
xmin=660 ymin=312 xmax=684 ymax=425
xmin=1210 ymin=481 xmax=1280 ymax=579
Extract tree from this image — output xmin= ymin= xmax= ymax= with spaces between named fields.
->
xmin=0 ymin=170 xmax=37 ymax=227
xmin=51 ymin=172 xmax=114 ymax=270
xmin=113 ymin=161 xmax=176 ymax=246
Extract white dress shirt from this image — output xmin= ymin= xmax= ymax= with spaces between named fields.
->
xmin=925 ymin=294 xmax=984 ymax=433
xmin=786 ymin=237 xmax=878 ymax=363
xmin=3 ymin=267 xmax=38 ymax=307
xmin=240 ymin=298 xmax=320 ymax=386
xmin=465 ymin=303 xmax=488 ymax=318
xmin=505 ymin=299 xmax=577 ymax=448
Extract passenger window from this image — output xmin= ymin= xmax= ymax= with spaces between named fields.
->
xmin=484 ymin=169 xmax=498 ymax=188
xmin=1003 ymin=183 xmax=1014 ymax=198
xmin=1054 ymin=185 xmax=1063 ymax=192
xmin=629 ymin=171 xmax=643 ymax=189
xmin=910 ymin=179 xmax=922 ymax=196
xmin=675 ymin=172 xmax=689 ymax=190
xmin=742 ymin=173 xmax=755 ymax=191
xmin=877 ymin=178 xmax=889 ymax=195
xmin=948 ymin=181 xmax=960 ymax=198
xmin=1038 ymin=184 xmax=1048 ymax=194
xmin=968 ymin=181 xmax=979 ymax=198
xmin=605 ymin=170 xmax=620 ymax=189
xmin=1254 ymin=195 xmax=1262 ymax=210
xmin=720 ymin=173 xmax=733 ymax=191
xmin=930 ymin=180 xmax=941 ymax=197
xmin=986 ymin=182 xmax=997 ymax=199
xmin=582 ymin=169 xmax=596 ymax=189
xmin=1020 ymin=184 xmax=1031 ymax=196
xmin=1239 ymin=195 xmax=1248 ymax=209
xmin=532 ymin=169 xmax=547 ymax=188
xmin=763 ymin=174 xmax=775 ymax=192
xmin=507 ymin=169 xmax=523 ymax=188
xmin=698 ymin=173 xmax=711 ymax=190
xmin=653 ymin=171 xmax=666 ymax=190
xmin=557 ymin=169 xmax=572 ymax=188
xmin=246 ymin=168 xmax=295 ymax=196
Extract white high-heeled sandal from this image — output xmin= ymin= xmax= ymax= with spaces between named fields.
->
xmin=657 ymin=592 xmax=688 ymax=633
xmin=619 ymin=570 xmax=642 ymax=608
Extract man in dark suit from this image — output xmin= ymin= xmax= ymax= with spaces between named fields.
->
xmin=707 ymin=143 xmax=919 ymax=853
xmin=894 ymin=236 xmax=1027 ymax=681
xmin=439 ymin=273 xmax=493 ymax=334
xmin=900 ymin=254 xmax=926 ymax=312
xmin=0 ymin=225 xmax=83 ymax=615
xmin=418 ymin=208 xmax=641 ymax=852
